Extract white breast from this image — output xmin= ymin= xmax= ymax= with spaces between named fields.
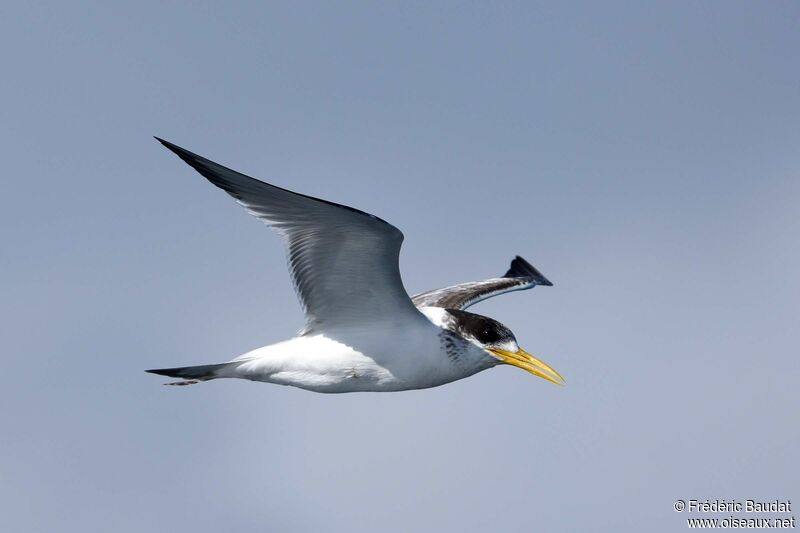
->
xmin=226 ymin=312 xmax=490 ymax=393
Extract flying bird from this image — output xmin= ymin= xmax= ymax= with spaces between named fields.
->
xmin=147 ymin=139 xmax=563 ymax=392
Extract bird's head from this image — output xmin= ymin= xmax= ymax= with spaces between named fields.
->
xmin=446 ymin=309 xmax=564 ymax=385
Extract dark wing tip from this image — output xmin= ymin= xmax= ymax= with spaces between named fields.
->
xmin=153 ymin=137 xmax=247 ymax=196
xmin=154 ymin=136 xmax=176 ymax=151
xmin=154 ymin=136 xmax=199 ymax=163
xmin=153 ymin=137 xmax=400 ymax=230
xmin=503 ymin=255 xmax=553 ymax=286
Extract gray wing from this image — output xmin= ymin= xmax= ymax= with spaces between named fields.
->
xmin=411 ymin=256 xmax=553 ymax=310
xmin=157 ymin=138 xmax=425 ymax=333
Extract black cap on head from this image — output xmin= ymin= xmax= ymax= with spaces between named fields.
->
xmin=445 ymin=309 xmax=516 ymax=347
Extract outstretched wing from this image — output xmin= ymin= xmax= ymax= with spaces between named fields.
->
xmin=157 ymin=138 xmax=426 ymax=333
xmin=411 ymin=256 xmax=553 ymax=310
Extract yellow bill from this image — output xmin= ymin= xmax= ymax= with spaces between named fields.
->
xmin=488 ymin=347 xmax=565 ymax=385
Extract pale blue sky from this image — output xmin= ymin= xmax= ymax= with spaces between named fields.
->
xmin=2 ymin=2 xmax=798 ymax=532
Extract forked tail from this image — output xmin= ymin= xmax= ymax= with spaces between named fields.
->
xmin=146 ymin=362 xmax=233 ymax=386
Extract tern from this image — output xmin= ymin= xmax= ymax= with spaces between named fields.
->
xmin=147 ymin=139 xmax=563 ymax=392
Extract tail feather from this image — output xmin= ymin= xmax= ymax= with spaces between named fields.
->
xmin=146 ymin=362 xmax=231 ymax=382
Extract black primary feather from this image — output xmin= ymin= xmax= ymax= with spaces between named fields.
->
xmin=411 ymin=255 xmax=553 ymax=310
xmin=503 ymin=255 xmax=553 ymax=286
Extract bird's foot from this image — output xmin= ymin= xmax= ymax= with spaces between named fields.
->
xmin=163 ymin=380 xmax=200 ymax=386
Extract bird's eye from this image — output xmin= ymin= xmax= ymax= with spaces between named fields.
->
xmin=479 ymin=328 xmax=499 ymax=343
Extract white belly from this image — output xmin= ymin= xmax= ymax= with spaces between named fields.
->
xmin=228 ymin=324 xmax=490 ymax=393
